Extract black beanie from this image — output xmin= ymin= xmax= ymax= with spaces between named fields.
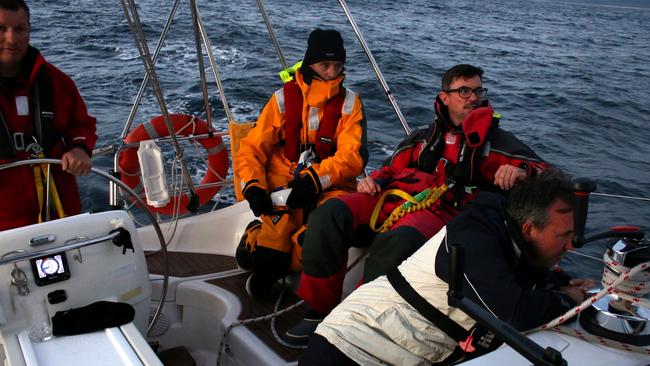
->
xmin=303 ymin=29 xmax=346 ymax=66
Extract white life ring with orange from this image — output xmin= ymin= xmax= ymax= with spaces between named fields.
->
xmin=119 ymin=114 xmax=229 ymax=215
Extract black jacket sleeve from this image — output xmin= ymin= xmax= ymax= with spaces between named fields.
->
xmin=435 ymin=194 xmax=576 ymax=331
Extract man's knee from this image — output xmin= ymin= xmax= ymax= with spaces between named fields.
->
xmin=302 ymin=198 xmax=354 ymax=275
xmin=303 ymin=199 xmax=352 ymax=253
xmin=364 ymin=226 xmax=426 ymax=282
xmin=236 ymin=214 xmax=296 ymax=276
xmin=306 ymin=198 xmax=351 ymax=229
xmin=375 ymin=226 xmax=426 ymax=253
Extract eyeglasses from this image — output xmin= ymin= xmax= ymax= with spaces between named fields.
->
xmin=443 ymin=87 xmax=488 ymax=99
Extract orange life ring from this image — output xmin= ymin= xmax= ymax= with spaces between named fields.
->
xmin=119 ymin=114 xmax=229 ymax=215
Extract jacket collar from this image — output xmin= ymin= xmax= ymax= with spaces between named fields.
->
xmin=295 ymin=68 xmax=345 ymax=108
xmin=0 ymin=46 xmax=46 ymax=94
xmin=434 ymin=95 xmax=457 ymax=131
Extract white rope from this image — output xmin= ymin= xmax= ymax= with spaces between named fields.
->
xmin=215 ymin=250 xmax=369 ymax=363
xmin=566 ymin=249 xmax=605 ymax=263
xmin=545 ymin=325 xmax=650 ymax=355
xmin=215 ymin=280 xmax=307 ymax=365
xmin=270 ymin=283 xmax=308 ymax=350
xmin=530 ymin=258 xmax=650 ymax=355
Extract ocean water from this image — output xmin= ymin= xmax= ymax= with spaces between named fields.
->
xmin=28 ymin=0 xmax=650 ymax=279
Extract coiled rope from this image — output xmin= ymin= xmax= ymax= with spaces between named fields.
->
xmin=369 ymin=184 xmax=449 ymax=233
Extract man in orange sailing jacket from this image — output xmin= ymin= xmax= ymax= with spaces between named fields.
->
xmin=0 ymin=0 xmax=97 ymax=231
xmin=285 ymin=64 xmax=548 ymax=346
xmin=234 ymin=29 xmax=368 ymax=296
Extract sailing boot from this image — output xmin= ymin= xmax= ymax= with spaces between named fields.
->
xmin=284 ymin=308 xmax=327 ymax=347
xmin=235 ymin=220 xmax=262 ymax=270
xmin=245 ymin=271 xmax=284 ymax=298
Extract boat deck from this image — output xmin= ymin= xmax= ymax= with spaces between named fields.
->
xmin=146 ymin=251 xmax=238 ymax=277
xmin=207 ymin=273 xmax=307 ymax=362
xmin=146 ymin=251 xmax=306 ymax=363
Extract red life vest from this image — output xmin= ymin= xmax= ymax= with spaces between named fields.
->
xmin=282 ymin=80 xmax=345 ymax=162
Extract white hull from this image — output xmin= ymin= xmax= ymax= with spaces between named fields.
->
xmin=0 ymin=203 xmax=647 ymax=365
xmin=462 ymin=330 xmax=649 ymax=366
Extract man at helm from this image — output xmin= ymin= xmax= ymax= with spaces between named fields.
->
xmin=0 ymin=0 xmax=97 ymax=231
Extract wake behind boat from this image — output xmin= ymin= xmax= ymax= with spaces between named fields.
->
xmin=1 ymin=0 xmax=649 ymax=365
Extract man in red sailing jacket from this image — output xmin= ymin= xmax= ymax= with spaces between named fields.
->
xmin=234 ymin=29 xmax=368 ymax=296
xmin=0 ymin=0 xmax=97 ymax=231
xmin=285 ymin=64 xmax=549 ymax=346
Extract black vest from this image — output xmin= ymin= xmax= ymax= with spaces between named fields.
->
xmin=0 ymin=67 xmax=57 ymax=158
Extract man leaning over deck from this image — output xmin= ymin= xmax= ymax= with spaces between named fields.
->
xmin=299 ymin=169 xmax=595 ymax=365
xmin=285 ymin=64 xmax=549 ymax=346
xmin=234 ymin=29 xmax=368 ymax=296
xmin=0 ymin=0 xmax=97 ymax=231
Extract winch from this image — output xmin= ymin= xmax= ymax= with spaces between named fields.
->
xmin=579 ymin=236 xmax=650 ymax=346
xmin=568 ymin=177 xmax=650 ymax=346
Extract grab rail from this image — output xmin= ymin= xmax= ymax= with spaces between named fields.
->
xmin=0 ymin=232 xmax=120 ymax=266
xmin=0 ymin=158 xmax=169 ymax=335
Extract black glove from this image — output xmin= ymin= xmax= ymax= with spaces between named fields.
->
xmin=52 ymin=301 xmax=135 ymax=336
xmin=244 ymin=186 xmax=274 ymax=216
xmin=286 ymin=167 xmax=322 ymax=209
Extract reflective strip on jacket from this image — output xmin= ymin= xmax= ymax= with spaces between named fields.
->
xmin=235 ymin=68 xmax=367 ymax=192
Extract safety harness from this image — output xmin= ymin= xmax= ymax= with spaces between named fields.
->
xmin=369 ymin=107 xmax=499 ymax=233
xmin=0 ymin=67 xmax=65 ymax=221
xmin=386 ymin=203 xmax=511 ymax=360
xmin=0 ymin=67 xmax=57 ymax=158
xmin=386 ymin=268 xmax=501 ymax=362
xmin=369 ymin=160 xmax=450 ymax=232
xmin=281 ymin=64 xmax=345 ymax=163
xmin=31 ymin=144 xmax=66 ymax=222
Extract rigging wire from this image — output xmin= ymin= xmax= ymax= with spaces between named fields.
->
xmin=189 ymin=0 xmax=215 ymax=133
xmin=120 ymin=0 xmax=198 ymax=209
xmin=121 ymin=0 xmax=182 ymax=139
xmin=337 ymin=0 xmax=410 ymax=135
xmin=256 ymin=0 xmax=288 ymax=71
xmin=194 ymin=9 xmax=235 ymax=122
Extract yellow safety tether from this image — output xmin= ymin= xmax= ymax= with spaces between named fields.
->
xmin=369 ymin=184 xmax=448 ymax=233
xmin=31 ymin=150 xmax=65 ymax=223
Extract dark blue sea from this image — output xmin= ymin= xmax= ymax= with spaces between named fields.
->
xmin=29 ymin=0 xmax=650 ymax=279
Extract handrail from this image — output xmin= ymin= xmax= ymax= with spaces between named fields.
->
xmin=0 ymin=159 xmax=169 ymax=336
xmin=0 ymin=232 xmax=120 ymax=266
xmin=337 ymin=0 xmax=411 ymax=135
xmin=118 ymin=130 xmax=229 ymax=149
